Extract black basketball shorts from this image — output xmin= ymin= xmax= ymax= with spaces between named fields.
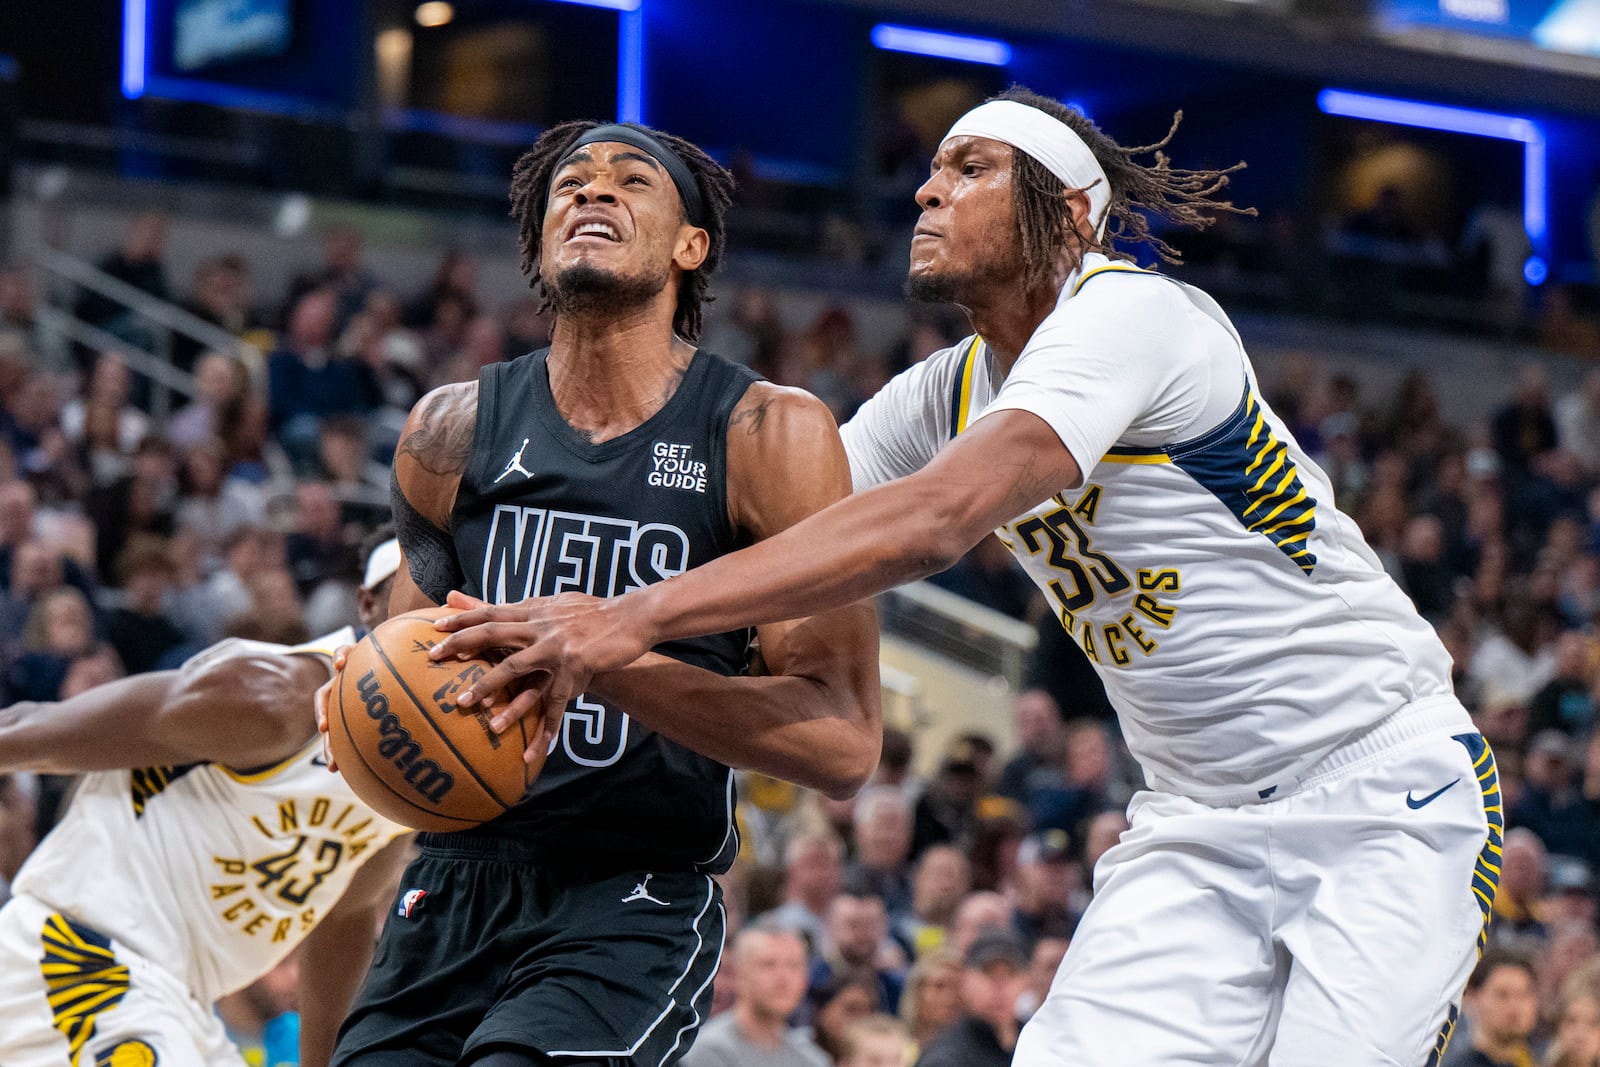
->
xmin=330 ymin=834 xmax=726 ymax=1067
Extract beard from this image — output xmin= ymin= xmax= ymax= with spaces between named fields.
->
xmin=545 ymin=261 xmax=670 ymax=320
xmin=903 ymin=268 xmax=974 ymax=305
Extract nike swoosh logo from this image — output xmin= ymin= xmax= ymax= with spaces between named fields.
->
xmin=312 ymin=755 xmax=329 ymax=768
xmin=1406 ymin=778 xmax=1461 ymax=809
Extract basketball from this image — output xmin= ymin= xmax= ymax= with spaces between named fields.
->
xmin=328 ymin=606 xmax=542 ymax=833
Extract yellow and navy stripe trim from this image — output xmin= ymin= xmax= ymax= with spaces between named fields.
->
xmin=948 ymin=336 xmax=985 ymax=438
xmin=1424 ymin=732 xmax=1502 ymax=1067
xmin=129 ymin=763 xmax=196 ymax=817
xmin=1166 ymin=386 xmax=1318 ymax=575
xmin=1071 ymin=262 xmax=1151 ymax=296
xmin=1102 ymin=445 xmax=1172 ymax=465
xmin=39 ymin=913 xmax=130 ymax=1064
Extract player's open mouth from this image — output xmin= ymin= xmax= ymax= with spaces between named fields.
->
xmin=567 ymin=220 xmax=622 ymax=243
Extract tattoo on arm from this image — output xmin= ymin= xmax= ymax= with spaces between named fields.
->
xmin=398 ymin=385 xmax=479 ymax=477
xmin=729 ymin=397 xmax=771 ymax=436
xmin=391 ymin=469 xmax=465 ymax=604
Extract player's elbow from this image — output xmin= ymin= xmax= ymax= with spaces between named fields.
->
xmin=813 ymin=720 xmax=881 ymax=801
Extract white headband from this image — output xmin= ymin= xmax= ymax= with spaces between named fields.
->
xmin=944 ymin=100 xmax=1112 ymax=239
xmin=362 ymin=538 xmax=401 ymax=591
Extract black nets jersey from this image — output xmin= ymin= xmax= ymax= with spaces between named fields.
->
xmin=445 ymin=347 xmax=758 ymax=875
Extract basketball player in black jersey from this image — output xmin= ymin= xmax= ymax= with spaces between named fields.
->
xmin=324 ymin=121 xmax=881 ymax=1067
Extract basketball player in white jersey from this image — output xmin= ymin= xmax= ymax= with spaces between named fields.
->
xmin=432 ymin=87 xmax=1500 ymax=1065
xmin=0 ymin=536 xmax=411 ymax=1067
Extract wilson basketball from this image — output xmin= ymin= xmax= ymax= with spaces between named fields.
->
xmin=328 ymin=606 xmax=542 ymax=832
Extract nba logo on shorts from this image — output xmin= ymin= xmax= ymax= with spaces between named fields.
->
xmin=398 ymin=888 xmax=428 ymax=918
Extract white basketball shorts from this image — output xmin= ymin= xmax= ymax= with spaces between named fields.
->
xmin=1015 ymin=701 xmax=1498 ymax=1067
xmin=0 ymin=894 xmax=248 ymax=1067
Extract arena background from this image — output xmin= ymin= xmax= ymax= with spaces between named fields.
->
xmin=2 ymin=0 xmax=1600 ymax=1061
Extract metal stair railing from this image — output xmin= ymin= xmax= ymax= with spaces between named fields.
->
xmin=34 ymin=306 xmax=198 ymax=418
xmin=30 ymin=245 xmax=263 ymax=412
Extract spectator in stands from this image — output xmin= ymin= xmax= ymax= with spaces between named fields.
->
xmin=996 ymin=689 xmax=1067 ymax=802
xmin=1532 ymin=632 xmax=1596 ymax=737
xmin=285 ymin=225 xmax=378 ymax=330
xmin=967 ymin=810 xmax=1027 ymax=895
xmin=683 ymin=925 xmax=829 ymax=1067
xmin=1546 ymin=959 xmax=1600 ymax=1067
xmin=435 ymin=314 xmax=506 ymax=388
xmin=268 ymin=288 xmax=381 ymax=474
xmin=1400 ymin=514 xmax=1457 ymax=623
xmin=1543 ymin=920 xmax=1600 ymax=1018
xmin=1512 ymin=729 xmax=1587 ymax=861
xmin=1557 ymin=371 xmax=1600 ymax=480
xmin=85 ymin=436 xmax=178 ymax=583
xmin=911 ymin=739 xmax=983 ymax=857
xmin=1453 ymin=951 xmax=1539 ymax=1067
xmin=839 ymin=1015 xmax=910 ymax=1067
xmin=199 ymin=526 xmax=281 ymax=636
xmin=912 ymin=930 xmax=1029 ymax=1067
xmin=74 ymin=211 xmax=169 ymax=349
xmin=1495 ymin=366 xmax=1560 ymax=475
xmin=847 ymin=786 xmax=914 ymax=917
xmin=5 ymin=584 xmax=95 ymax=702
xmin=807 ymin=969 xmax=882 ymax=1065
xmin=0 ymin=265 xmax=63 ymax=371
xmin=1011 ymin=830 xmax=1080 ymax=947
xmin=0 ymin=774 xmax=36 ymax=905
xmin=896 ymin=845 xmax=970 ymax=959
xmin=173 ymin=254 xmax=262 ymax=374
xmin=1018 ymin=936 xmax=1070 ymax=1020
xmin=167 ymin=350 xmax=251 ymax=451
xmin=285 ymin=481 xmax=357 ymax=597
xmin=1494 ymin=829 xmax=1553 ymax=951
xmin=104 ymin=536 xmax=188 ymax=673
xmin=702 ymin=287 xmax=785 ymax=377
xmin=813 ymin=890 xmax=904 ymax=1016
xmin=947 ymin=891 xmax=1014 ymax=958
xmin=61 ymin=351 xmax=149 ymax=486
xmin=769 ymin=831 xmax=846 ymax=955
xmin=0 ymin=539 xmax=67 ymax=643
xmin=870 ymin=727 xmax=915 ymax=793
xmin=405 ymin=247 xmax=479 ymax=329
xmin=174 ymin=437 xmax=267 ymax=571
xmin=0 ymin=480 xmax=93 ymax=606
xmin=898 ymin=948 xmax=961 ymax=1056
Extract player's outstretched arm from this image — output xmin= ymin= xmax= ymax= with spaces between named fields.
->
xmin=296 ymin=835 xmax=414 ymax=1067
xmin=434 ymin=405 xmax=1080 ymax=736
xmin=0 ymin=640 xmax=330 ymax=773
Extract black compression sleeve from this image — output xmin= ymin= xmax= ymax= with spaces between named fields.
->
xmin=390 ymin=467 xmax=466 ymax=604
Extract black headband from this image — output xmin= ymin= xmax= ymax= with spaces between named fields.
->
xmin=563 ymin=123 xmax=706 ymax=228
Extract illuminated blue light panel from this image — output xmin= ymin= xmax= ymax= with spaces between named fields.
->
xmin=870 ymin=24 xmax=1012 ymax=66
xmin=1316 ymin=89 xmax=1548 ymax=250
xmin=618 ymin=4 xmax=643 ymax=122
xmin=122 ymin=0 xmax=148 ymax=98
xmin=549 ymin=0 xmax=640 ymax=10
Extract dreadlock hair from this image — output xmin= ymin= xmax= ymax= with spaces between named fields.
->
xmin=997 ymin=86 xmax=1256 ymax=293
xmin=508 ymin=119 xmax=736 ymax=342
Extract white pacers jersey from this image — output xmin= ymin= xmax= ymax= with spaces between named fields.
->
xmin=10 ymin=629 xmax=408 ymax=1005
xmin=844 ymin=254 xmax=1455 ymax=800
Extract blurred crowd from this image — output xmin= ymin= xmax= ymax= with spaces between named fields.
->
xmin=5 ymin=209 xmax=1600 ymax=1064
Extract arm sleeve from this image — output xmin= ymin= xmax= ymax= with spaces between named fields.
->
xmin=390 ymin=468 xmax=464 ymax=604
xmin=840 ymin=341 xmax=972 ymax=490
xmin=980 ymin=278 xmax=1226 ymax=475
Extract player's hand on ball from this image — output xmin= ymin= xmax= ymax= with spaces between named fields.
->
xmin=430 ymin=589 xmax=656 ymax=762
xmin=313 ymin=644 xmax=356 ymax=773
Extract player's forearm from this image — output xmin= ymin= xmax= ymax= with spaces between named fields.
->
xmin=632 ymin=475 xmax=968 ymax=647
xmin=0 ymin=675 xmax=189 ymax=773
xmin=590 ymin=649 xmax=881 ymax=800
xmin=296 ymin=913 xmax=376 ymax=1067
